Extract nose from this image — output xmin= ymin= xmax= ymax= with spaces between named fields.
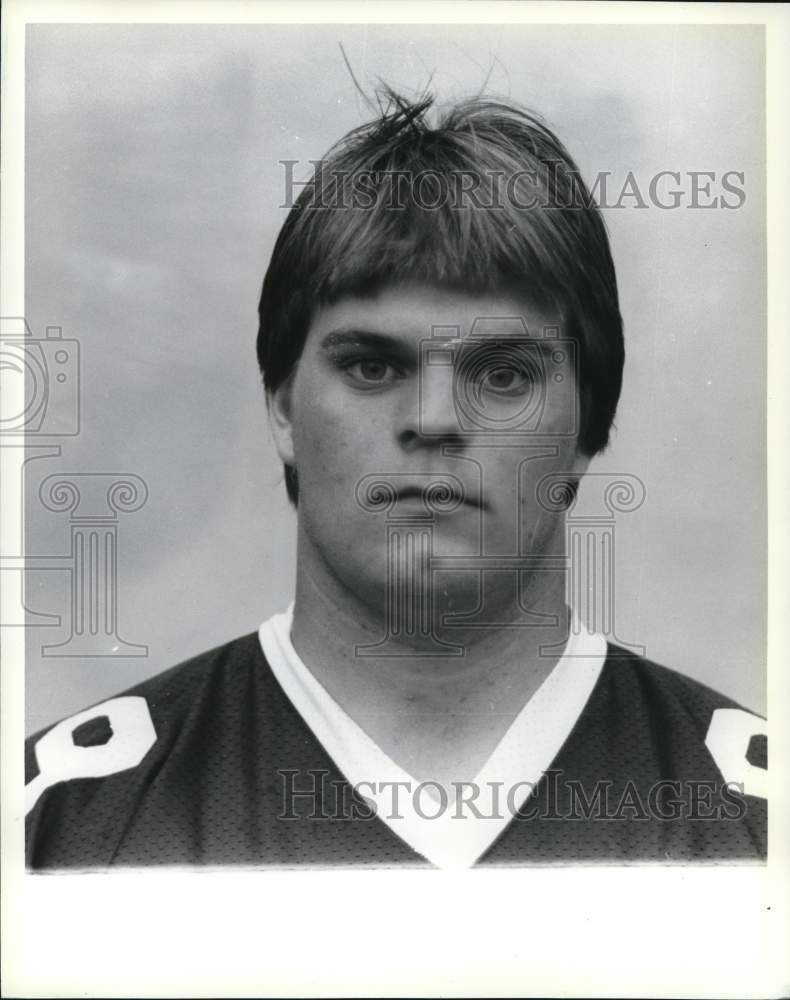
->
xmin=397 ymin=358 xmax=465 ymax=450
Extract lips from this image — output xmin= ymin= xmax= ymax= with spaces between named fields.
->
xmin=395 ymin=483 xmax=482 ymax=510
xmin=355 ymin=472 xmax=483 ymax=514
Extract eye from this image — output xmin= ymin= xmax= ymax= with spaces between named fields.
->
xmin=484 ymin=367 xmax=520 ymax=390
xmin=475 ymin=363 xmax=535 ymax=396
xmin=343 ymin=357 xmax=402 ymax=386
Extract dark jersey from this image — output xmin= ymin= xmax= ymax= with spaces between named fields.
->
xmin=25 ymin=633 xmax=767 ymax=869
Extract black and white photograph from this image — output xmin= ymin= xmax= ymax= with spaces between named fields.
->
xmin=2 ymin=1 xmax=788 ymax=996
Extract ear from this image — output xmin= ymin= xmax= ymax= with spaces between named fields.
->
xmin=560 ymin=450 xmax=592 ymax=506
xmin=570 ymin=449 xmax=592 ymax=478
xmin=266 ymin=376 xmax=296 ymax=467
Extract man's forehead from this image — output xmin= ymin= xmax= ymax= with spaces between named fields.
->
xmin=310 ymin=285 xmax=561 ymax=342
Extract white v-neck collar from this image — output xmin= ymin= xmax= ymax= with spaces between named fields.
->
xmin=259 ymin=607 xmax=606 ymax=870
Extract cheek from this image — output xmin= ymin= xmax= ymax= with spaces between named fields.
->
xmin=515 ymin=441 xmax=581 ymax=513
xmin=290 ymin=386 xmax=387 ymax=498
xmin=294 ymin=410 xmax=346 ymax=487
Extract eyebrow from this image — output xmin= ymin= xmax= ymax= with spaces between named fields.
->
xmin=457 ymin=336 xmax=556 ymax=355
xmin=320 ymin=327 xmax=560 ymax=363
xmin=320 ymin=328 xmax=417 ymax=365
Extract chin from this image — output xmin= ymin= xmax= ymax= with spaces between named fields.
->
xmin=427 ymin=573 xmax=482 ymax=617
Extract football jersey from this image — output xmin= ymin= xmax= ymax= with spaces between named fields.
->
xmin=25 ymin=630 xmax=767 ymax=869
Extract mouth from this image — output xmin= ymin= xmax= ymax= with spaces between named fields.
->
xmin=395 ymin=483 xmax=483 ymax=511
xmin=356 ymin=473 xmax=485 ymax=515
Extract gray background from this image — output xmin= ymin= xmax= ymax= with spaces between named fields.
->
xmin=24 ymin=23 xmax=766 ymax=733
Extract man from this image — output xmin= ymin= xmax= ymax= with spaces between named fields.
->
xmin=25 ymin=92 xmax=767 ymax=869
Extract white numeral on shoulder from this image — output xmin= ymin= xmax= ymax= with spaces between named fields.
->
xmin=705 ymin=708 xmax=767 ymax=800
xmin=26 ymin=696 xmax=156 ymax=815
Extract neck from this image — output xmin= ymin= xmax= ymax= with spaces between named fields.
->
xmin=288 ymin=525 xmax=574 ymax=779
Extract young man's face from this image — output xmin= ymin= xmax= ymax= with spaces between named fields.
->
xmin=270 ymin=283 xmax=588 ymax=618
